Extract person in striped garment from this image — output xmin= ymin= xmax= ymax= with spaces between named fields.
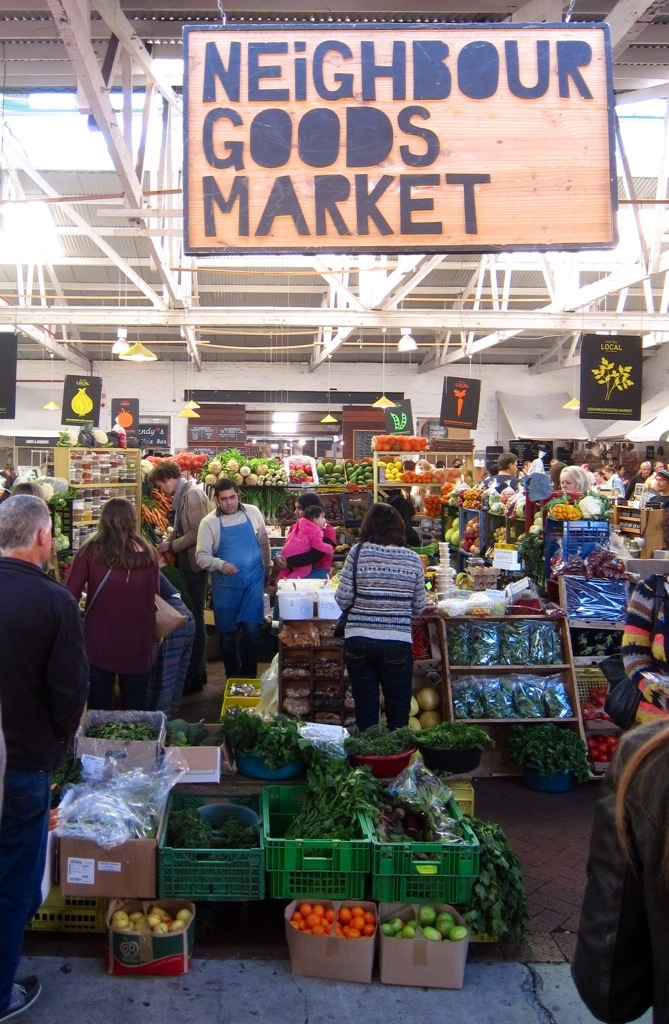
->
xmin=335 ymin=502 xmax=426 ymax=731
xmin=621 ymin=573 xmax=669 ymax=722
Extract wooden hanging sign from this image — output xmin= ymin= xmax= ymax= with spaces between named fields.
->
xmin=183 ymin=22 xmax=616 ymax=255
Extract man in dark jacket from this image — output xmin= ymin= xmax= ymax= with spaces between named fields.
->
xmin=0 ymin=495 xmax=88 ymax=1021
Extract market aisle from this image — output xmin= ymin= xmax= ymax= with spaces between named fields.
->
xmin=15 ymin=955 xmax=634 ymax=1024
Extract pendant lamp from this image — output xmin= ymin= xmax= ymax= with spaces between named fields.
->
xmin=320 ymin=356 xmax=339 ymax=424
xmin=118 ymin=341 xmax=157 ymax=362
xmin=372 ymin=329 xmax=395 ymax=409
xmin=43 ymin=353 xmax=61 ymax=411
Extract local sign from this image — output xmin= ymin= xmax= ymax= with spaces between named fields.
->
xmin=183 ymin=22 xmax=616 ymax=255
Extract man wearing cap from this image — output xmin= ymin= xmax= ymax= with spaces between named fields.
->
xmin=645 ymin=469 xmax=669 ymax=508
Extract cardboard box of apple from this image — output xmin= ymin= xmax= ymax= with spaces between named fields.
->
xmin=105 ymin=899 xmax=196 ymax=975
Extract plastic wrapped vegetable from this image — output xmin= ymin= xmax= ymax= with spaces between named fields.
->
xmin=447 ymin=623 xmax=471 ymax=666
xmin=512 ymin=678 xmax=547 ymax=718
xmin=529 ymin=621 xmax=563 ymax=664
xmin=479 ymin=678 xmax=513 ymax=718
xmin=499 ymin=620 xmax=532 ymax=665
xmin=542 ymin=675 xmax=574 ymax=718
xmin=452 ymin=677 xmax=486 ymax=719
xmin=469 ymin=622 xmax=501 ymax=666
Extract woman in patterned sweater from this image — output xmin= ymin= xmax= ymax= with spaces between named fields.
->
xmin=335 ymin=503 xmax=426 ymax=730
xmin=621 ymin=573 xmax=669 ymax=722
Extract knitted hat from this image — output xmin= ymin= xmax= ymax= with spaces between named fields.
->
xmin=656 ymin=469 xmax=669 ymax=484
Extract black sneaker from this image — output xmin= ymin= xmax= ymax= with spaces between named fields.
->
xmin=0 ymin=977 xmax=41 ymax=1021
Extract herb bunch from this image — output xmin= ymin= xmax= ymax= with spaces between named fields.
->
xmin=507 ymin=723 xmax=591 ymax=782
xmin=285 ymin=745 xmax=384 ymax=840
xmin=221 ymin=708 xmax=302 ymax=770
xmin=459 ymin=816 xmax=527 ymax=943
xmin=344 ymin=725 xmax=416 ymax=758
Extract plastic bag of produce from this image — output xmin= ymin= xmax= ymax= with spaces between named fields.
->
xmin=529 ymin=621 xmax=563 ymax=664
xmin=542 ymin=675 xmax=574 ymax=718
xmin=512 ymin=677 xmax=547 ymax=718
xmin=470 ymin=621 xmax=501 ymax=665
xmin=452 ymin=677 xmax=486 ymax=719
xmin=499 ymin=620 xmax=532 ymax=665
xmin=447 ymin=623 xmax=471 ymax=665
xmin=479 ymin=677 xmax=513 ymax=718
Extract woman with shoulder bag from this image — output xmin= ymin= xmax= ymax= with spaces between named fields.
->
xmin=334 ymin=502 xmax=426 ymax=731
xmin=66 ymin=497 xmax=159 ymax=710
xmin=572 ymin=720 xmax=669 ymax=1023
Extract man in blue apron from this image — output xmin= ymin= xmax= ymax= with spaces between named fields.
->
xmin=196 ymin=477 xmax=271 ymax=679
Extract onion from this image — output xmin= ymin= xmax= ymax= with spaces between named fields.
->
xmin=419 ymin=710 xmax=442 ymax=729
xmin=416 ymin=687 xmax=440 ymax=712
xmin=407 ymin=716 xmax=422 ymax=732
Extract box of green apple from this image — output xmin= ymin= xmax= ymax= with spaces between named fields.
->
xmin=378 ymin=902 xmax=469 ymax=988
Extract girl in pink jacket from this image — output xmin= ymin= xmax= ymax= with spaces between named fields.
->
xmin=276 ymin=506 xmax=333 ymax=580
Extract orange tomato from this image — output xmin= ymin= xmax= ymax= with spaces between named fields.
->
xmin=347 ymin=928 xmax=361 ymax=938
xmin=299 ymin=903 xmax=312 ymax=919
xmin=349 ymin=905 xmax=365 ymax=916
xmin=291 ymin=911 xmax=302 ymax=923
xmin=305 ymin=913 xmax=320 ymax=928
xmin=363 ymin=924 xmax=376 ymax=936
xmin=312 ymin=904 xmax=325 ymax=918
xmin=363 ymin=911 xmax=376 ymax=925
xmin=338 ymin=907 xmax=352 ymax=924
xmin=325 ymin=908 xmax=335 ymax=923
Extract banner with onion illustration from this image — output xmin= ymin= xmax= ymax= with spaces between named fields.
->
xmin=61 ymin=374 xmax=103 ymax=427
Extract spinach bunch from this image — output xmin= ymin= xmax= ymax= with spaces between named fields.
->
xmin=459 ymin=817 xmax=527 ymax=943
xmin=344 ymin=725 xmax=416 ymax=757
xmin=285 ymin=745 xmax=384 ymax=840
xmin=86 ymin=722 xmax=158 ymax=741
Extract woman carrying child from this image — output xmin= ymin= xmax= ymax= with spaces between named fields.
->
xmin=274 ymin=492 xmax=336 ymax=580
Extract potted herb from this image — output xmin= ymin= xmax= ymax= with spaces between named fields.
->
xmin=416 ymin=721 xmax=494 ymax=773
xmin=344 ymin=725 xmax=417 ymax=779
xmin=220 ymin=708 xmax=304 ymax=780
xmin=506 ymin=724 xmax=590 ymax=792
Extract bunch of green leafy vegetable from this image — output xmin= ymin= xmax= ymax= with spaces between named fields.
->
xmin=221 ymin=708 xmax=302 ymax=770
xmin=86 ymin=722 xmax=158 ymax=741
xmin=284 ymin=744 xmax=383 ymax=840
xmin=507 ymin=723 xmax=591 ymax=782
xmin=344 ymin=725 xmax=416 ymax=758
xmin=459 ymin=817 xmax=527 ymax=943
xmin=166 ymin=719 xmax=224 ymax=747
xmin=51 ymin=747 xmax=83 ymax=808
xmin=418 ymin=721 xmax=494 ymax=751
xmin=166 ymin=807 xmax=258 ymax=849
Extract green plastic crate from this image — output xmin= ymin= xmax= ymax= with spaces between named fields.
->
xmin=158 ymin=793 xmax=264 ymax=901
xmin=27 ymin=886 xmax=107 ymax=933
xmin=262 ymin=785 xmax=373 ymax=900
xmin=370 ymin=798 xmax=480 ymax=905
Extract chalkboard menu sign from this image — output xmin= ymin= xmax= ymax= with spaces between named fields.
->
xmin=189 ymin=446 xmax=217 ymax=461
xmin=137 ymin=421 xmax=171 ymax=449
xmin=218 ymin=425 xmax=247 ymax=443
xmin=187 ymin=424 xmax=217 ymax=443
xmin=353 ymin=430 xmax=376 ymax=459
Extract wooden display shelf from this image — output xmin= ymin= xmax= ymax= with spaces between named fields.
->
xmin=436 ymin=614 xmax=584 ymax=776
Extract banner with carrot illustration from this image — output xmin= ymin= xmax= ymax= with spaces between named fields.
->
xmin=440 ymin=377 xmax=481 ymax=430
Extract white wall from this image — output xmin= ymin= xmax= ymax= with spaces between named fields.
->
xmin=11 ymin=346 xmax=669 ymax=452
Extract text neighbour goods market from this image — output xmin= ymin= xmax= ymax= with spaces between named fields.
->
xmin=184 ymin=24 xmax=615 ymax=254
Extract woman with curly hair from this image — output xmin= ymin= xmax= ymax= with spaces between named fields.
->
xmin=66 ymin=497 xmax=159 ymax=710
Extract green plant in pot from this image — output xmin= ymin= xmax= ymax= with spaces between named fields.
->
xmin=344 ymin=725 xmax=417 ymax=778
xmin=417 ymin=721 xmax=494 ymax=773
xmin=507 ymin=724 xmax=590 ymax=792
xmin=220 ymin=708 xmax=304 ymax=779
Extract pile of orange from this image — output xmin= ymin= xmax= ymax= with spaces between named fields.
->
xmin=289 ymin=903 xmax=376 ymax=938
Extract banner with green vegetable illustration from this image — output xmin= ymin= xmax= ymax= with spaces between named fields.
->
xmin=61 ymin=374 xmax=102 ymax=428
xmin=440 ymin=376 xmax=481 ymax=430
xmin=579 ymin=333 xmax=642 ymax=420
xmin=384 ymin=398 xmax=413 ymax=435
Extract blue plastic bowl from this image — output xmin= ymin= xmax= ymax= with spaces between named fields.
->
xmin=197 ymin=802 xmax=260 ymax=828
xmin=522 ymin=765 xmax=574 ymax=793
xmin=234 ymin=751 xmax=304 ymax=781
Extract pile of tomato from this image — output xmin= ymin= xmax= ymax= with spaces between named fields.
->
xmin=372 ymin=435 xmax=428 ymax=452
xmin=586 ymin=733 xmax=620 ymax=764
xmin=289 ymin=903 xmax=376 ymax=938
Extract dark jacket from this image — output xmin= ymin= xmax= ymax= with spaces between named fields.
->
xmin=571 ymin=722 xmax=669 ymax=1023
xmin=0 ymin=557 xmax=89 ymax=772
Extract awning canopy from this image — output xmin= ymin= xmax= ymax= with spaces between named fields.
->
xmin=596 ymin=391 xmax=669 ymax=441
xmin=496 ymin=393 xmax=613 ymax=441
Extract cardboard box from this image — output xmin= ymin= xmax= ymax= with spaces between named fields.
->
xmin=284 ymin=900 xmax=376 ymax=984
xmin=164 ymin=724 xmax=223 ymax=784
xmin=59 ymin=812 xmax=164 ymax=899
xmin=378 ymin=902 xmax=469 ymax=989
xmin=105 ymin=898 xmax=196 ymax=975
xmin=75 ymin=710 xmax=166 ymax=778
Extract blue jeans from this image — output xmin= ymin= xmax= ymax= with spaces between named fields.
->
xmin=220 ymin=621 xmax=263 ymax=679
xmin=0 ymin=770 xmax=51 ymax=1011
xmin=181 ymin=568 xmax=208 ymax=683
xmin=88 ymin=665 xmax=152 ymax=710
xmin=344 ymin=636 xmax=414 ymax=731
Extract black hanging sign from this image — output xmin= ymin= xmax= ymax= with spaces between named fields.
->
xmin=0 ymin=332 xmax=18 ymax=419
xmin=384 ymin=399 xmax=413 ymax=435
xmin=440 ymin=377 xmax=481 ymax=430
xmin=61 ymin=374 xmax=102 ymax=427
xmin=111 ymin=398 xmax=140 ymax=433
xmin=579 ymin=334 xmax=642 ymax=420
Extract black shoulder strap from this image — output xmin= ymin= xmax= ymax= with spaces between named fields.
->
xmin=351 ymin=542 xmax=363 ymax=600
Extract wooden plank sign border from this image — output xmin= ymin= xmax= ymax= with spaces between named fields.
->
xmin=183 ymin=22 xmax=616 ymax=255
